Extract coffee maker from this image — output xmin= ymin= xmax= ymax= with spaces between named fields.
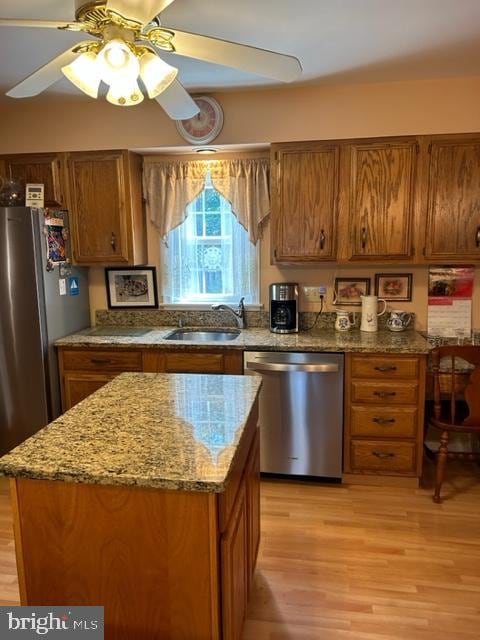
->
xmin=269 ymin=283 xmax=299 ymax=333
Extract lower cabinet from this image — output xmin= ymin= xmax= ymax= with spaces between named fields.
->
xmin=343 ymin=352 xmax=427 ymax=481
xmin=58 ymin=347 xmax=244 ymax=411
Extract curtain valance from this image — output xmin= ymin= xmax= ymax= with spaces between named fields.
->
xmin=142 ymin=157 xmax=270 ymax=244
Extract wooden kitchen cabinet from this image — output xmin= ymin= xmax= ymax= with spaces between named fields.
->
xmin=66 ymin=150 xmax=146 ymax=265
xmin=1 ymin=153 xmax=67 ymax=207
xmin=343 ymin=352 xmax=426 ymax=484
xmin=271 ymin=141 xmax=340 ymax=261
xmin=424 ymin=136 xmax=480 ymax=260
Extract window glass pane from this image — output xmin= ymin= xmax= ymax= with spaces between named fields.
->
xmin=205 ymin=213 xmax=221 ymax=236
xmin=195 ymin=214 xmax=203 ymax=236
xmin=205 ymin=271 xmax=222 ymax=293
xmin=205 ymin=190 xmax=220 ymax=211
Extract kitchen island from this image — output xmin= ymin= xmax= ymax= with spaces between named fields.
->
xmin=0 ymin=372 xmax=262 ymax=640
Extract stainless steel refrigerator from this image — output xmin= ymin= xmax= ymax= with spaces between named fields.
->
xmin=0 ymin=207 xmax=90 ymax=455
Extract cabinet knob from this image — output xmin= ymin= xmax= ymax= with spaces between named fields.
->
xmin=320 ymin=229 xmax=326 ymax=250
xmin=111 ymin=232 xmax=116 ymax=251
xmin=361 ymin=227 xmax=367 ymax=249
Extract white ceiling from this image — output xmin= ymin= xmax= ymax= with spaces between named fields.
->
xmin=1 ymin=0 xmax=480 ymax=96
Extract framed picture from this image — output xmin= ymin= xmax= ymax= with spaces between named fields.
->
xmin=375 ymin=273 xmax=413 ymax=302
xmin=334 ymin=278 xmax=370 ymax=306
xmin=105 ymin=267 xmax=158 ymax=309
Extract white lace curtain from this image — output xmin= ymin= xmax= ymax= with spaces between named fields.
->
xmin=142 ymin=157 xmax=270 ymax=244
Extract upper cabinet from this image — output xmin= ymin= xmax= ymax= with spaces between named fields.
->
xmin=424 ymin=137 xmax=480 ymax=261
xmin=345 ymin=139 xmax=418 ymax=261
xmin=66 ymin=150 xmax=146 ymax=265
xmin=2 ymin=153 xmax=66 ymax=207
xmin=271 ymin=142 xmax=340 ymax=261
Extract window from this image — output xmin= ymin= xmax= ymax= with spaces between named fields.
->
xmin=162 ymin=172 xmax=259 ymax=304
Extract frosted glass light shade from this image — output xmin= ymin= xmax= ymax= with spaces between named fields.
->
xmin=61 ymin=51 xmax=101 ymax=98
xmin=106 ymin=79 xmax=144 ymax=106
xmin=97 ymin=39 xmax=139 ymax=85
xmin=139 ymin=51 xmax=177 ymax=98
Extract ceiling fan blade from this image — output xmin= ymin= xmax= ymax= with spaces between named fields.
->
xmin=6 ymin=41 xmax=93 ymax=98
xmin=164 ymin=28 xmax=302 ymax=82
xmin=106 ymin=0 xmax=176 ymax=25
xmin=0 ymin=18 xmax=71 ymax=29
xmin=154 ymin=79 xmax=199 ymax=120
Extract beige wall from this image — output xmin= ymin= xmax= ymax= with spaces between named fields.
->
xmin=2 ymin=74 xmax=480 ymax=330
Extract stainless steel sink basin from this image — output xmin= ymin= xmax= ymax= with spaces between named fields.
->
xmin=164 ymin=328 xmax=240 ymax=342
xmin=88 ymin=327 xmax=152 ymax=337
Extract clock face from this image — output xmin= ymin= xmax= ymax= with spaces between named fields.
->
xmin=176 ymin=96 xmax=224 ymax=145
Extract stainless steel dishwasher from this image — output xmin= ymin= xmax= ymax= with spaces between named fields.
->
xmin=244 ymin=351 xmax=344 ymax=478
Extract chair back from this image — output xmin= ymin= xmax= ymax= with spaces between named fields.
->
xmin=431 ymin=346 xmax=480 ymax=428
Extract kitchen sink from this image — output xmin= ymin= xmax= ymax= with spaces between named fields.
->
xmin=164 ymin=328 xmax=241 ymax=342
xmin=88 ymin=327 xmax=152 ymax=337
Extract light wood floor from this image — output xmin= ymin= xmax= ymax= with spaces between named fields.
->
xmin=1 ymin=461 xmax=479 ymax=640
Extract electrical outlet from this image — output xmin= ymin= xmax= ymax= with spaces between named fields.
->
xmin=303 ymin=286 xmax=326 ymax=302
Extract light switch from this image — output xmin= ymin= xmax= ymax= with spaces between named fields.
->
xmin=59 ymin=278 xmax=67 ymax=296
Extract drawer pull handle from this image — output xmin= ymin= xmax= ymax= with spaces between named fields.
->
xmin=90 ymin=358 xmax=113 ymax=365
xmin=374 ymin=366 xmax=397 ymax=372
xmin=373 ymin=391 xmax=396 ymax=398
xmin=372 ymin=451 xmax=395 ymax=459
xmin=372 ymin=417 xmax=396 ymax=425
xmin=361 ymin=227 xmax=367 ymax=249
xmin=320 ymin=229 xmax=326 ymax=250
xmin=476 ymin=226 xmax=480 ymax=248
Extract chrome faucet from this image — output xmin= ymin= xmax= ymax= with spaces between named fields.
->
xmin=212 ymin=297 xmax=246 ymax=329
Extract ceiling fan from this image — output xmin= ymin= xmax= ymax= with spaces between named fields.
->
xmin=0 ymin=0 xmax=302 ymax=120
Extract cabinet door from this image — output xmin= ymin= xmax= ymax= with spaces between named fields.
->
xmin=4 ymin=154 xmax=65 ymax=207
xmin=221 ymin=483 xmax=248 ymax=640
xmin=272 ymin=143 xmax=339 ymax=261
xmin=347 ymin=140 xmax=417 ymax=260
xmin=62 ymin=373 xmax=116 ymax=410
xmin=425 ymin=139 xmax=480 ymax=259
xmin=67 ymin=152 xmax=131 ymax=264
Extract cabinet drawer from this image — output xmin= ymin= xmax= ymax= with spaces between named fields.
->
xmin=350 ymin=440 xmax=416 ymax=473
xmin=164 ymin=352 xmax=225 ymax=373
xmin=350 ymin=406 xmax=417 ymax=438
xmin=351 ymin=381 xmax=418 ymax=404
xmin=351 ymin=356 xmax=419 ymax=379
xmin=62 ymin=349 xmax=142 ymax=372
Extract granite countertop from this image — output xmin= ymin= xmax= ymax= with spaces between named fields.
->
xmin=0 ymin=373 xmax=262 ymax=492
xmin=55 ymin=327 xmax=431 ymax=354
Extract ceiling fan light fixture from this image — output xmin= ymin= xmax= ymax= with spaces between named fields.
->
xmin=96 ymin=38 xmax=139 ymax=85
xmin=139 ymin=50 xmax=177 ymax=98
xmin=106 ymin=78 xmax=144 ymax=106
xmin=61 ymin=50 xmax=101 ymax=99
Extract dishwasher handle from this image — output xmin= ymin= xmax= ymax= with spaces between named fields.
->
xmin=246 ymin=361 xmax=339 ymax=374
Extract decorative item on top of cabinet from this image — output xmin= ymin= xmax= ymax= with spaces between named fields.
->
xmin=345 ymin=138 xmax=418 ymax=261
xmin=343 ymin=353 xmax=426 ymax=486
xmin=424 ymin=136 xmax=480 ymax=260
xmin=66 ymin=150 xmax=146 ymax=265
xmin=1 ymin=153 xmax=66 ymax=207
xmin=271 ymin=141 xmax=340 ymax=262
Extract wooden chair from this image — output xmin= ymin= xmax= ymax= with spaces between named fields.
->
xmin=427 ymin=345 xmax=480 ymax=503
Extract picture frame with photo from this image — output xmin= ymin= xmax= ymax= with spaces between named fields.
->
xmin=105 ymin=267 xmax=158 ymax=309
xmin=375 ymin=273 xmax=413 ymax=302
xmin=334 ymin=278 xmax=371 ymax=306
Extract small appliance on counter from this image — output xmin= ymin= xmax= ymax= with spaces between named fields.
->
xmin=269 ymin=283 xmax=299 ymax=333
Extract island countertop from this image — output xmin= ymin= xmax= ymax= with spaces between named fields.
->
xmin=0 ymin=372 xmax=262 ymax=492
xmin=55 ymin=326 xmax=431 ymax=354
